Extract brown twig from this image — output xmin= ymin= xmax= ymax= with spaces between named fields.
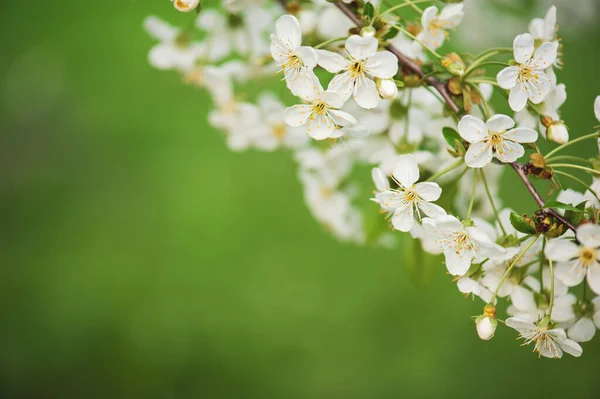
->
xmin=510 ymin=163 xmax=577 ymax=232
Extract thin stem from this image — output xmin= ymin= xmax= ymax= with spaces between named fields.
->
xmin=464 ymin=51 xmax=501 ymax=76
xmin=546 ymin=155 xmax=592 ymax=164
xmin=402 ymin=89 xmax=413 ymax=142
xmin=480 ymin=169 xmax=507 ymax=235
xmin=489 ymin=235 xmax=540 ymax=305
xmin=473 ymin=47 xmax=514 ymax=59
xmin=545 ymin=132 xmax=600 ymax=158
xmin=548 ymin=164 xmax=600 ymax=176
xmin=314 ymin=36 xmax=347 ymax=49
xmin=389 ymin=24 xmax=442 ymax=59
xmin=466 ymin=169 xmax=478 ymax=220
xmin=426 ymin=159 xmax=464 ymax=182
xmin=547 ymin=246 xmax=555 ymax=318
xmin=466 ymin=79 xmax=501 ymax=88
xmin=468 ymin=83 xmax=490 ymax=119
xmin=539 ymin=238 xmax=546 ymax=293
xmin=463 ymin=61 xmax=510 ymax=78
xmin=379 ymin=0 xmax=431 ymax=17
xmin=553 ymin=170 xmax=600 ymax=202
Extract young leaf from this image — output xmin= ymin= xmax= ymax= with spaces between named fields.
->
xmin=443 ymin=127 xmax=462 ymax=151
xmin=509 ymin=212 xmax=537 ymax=235
xmin=565 ymin=201 xmax=588 ymax=226
xmin=363 ymin=2 xmax=375 ymax=22
xmin=543 ymin=201 xmax=585 ymax=213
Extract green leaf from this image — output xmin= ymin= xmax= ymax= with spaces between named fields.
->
xmin=442 ymin=127 xmax=462 ymax=151
xmin=565 ymin=201 xmax=587 ymax=226
xmin=543 ymin=201 xmax=585 ymax=213
xmin=509 ymin=212 xmax=537 ymax=235
xmin=363 ymin=2 xmax=375 ymax=21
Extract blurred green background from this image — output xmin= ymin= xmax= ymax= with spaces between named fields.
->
xmin=1 ymin=1 xmax=600 ymax=398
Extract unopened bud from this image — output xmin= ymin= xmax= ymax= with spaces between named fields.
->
xmin=376 ymin=78 xmax=398 ymax=100
xmin=475 ymin=305 xmax=497 ymax=340
xmin=442 ymin=53 xmax=465 ymax=76
xmin=360 ymin=26 xmax=377 ymax=38
xmin=172 ymin=0 xmax=200 ymax=12
xmin=546 ymin=121 xmax=569 ymax=144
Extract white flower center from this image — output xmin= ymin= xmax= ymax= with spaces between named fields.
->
xmin=578 ymin=247 xmax=597 ymax=267
xmin=519 ymin=327 xmax=561 ymax=358
xmin=349 ymin=61 xmax=366 ymax=79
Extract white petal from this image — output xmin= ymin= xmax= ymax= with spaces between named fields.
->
xmin=415 ymin=182 xmax=442 ymax=201
xmin=503 ymin=127 xmax=538 ymax=143
xmin=421 ymin=6 xmax=438 ymax=28
xmin=545 ymin=239 xmax=579 ymax=262
xmin=531 ymin=41 xmax=558 ymax=70
xmin=559 ymin=338 xmax=583 ymax=357
xmin=418 ymin=202 xmax=446 ymax=218
xmin=510 ymin=285 xmax=536 ymax=312
xmin=594 ymin=96 xmax=600 ymax=122
xmin=508 ymin=84 xmax=529 ymax=112
xmin=392 ymin=206 xmax=414 ymax=232
xmin=296 ymin=46 xmax=318 ymax=69
xmin=444 ymin=247 xmax=473 ymax=276
xmin=329 ymin=109 xmax=357 ymax=126
xmin=555 ymin=261 xmax=586 ymax=287
xmin=457 ymin=115 xmax=486 ymax=143
xmin=495 ymin=140 xmax=524 ymax=163
xmin=321 ymin=90 xmax=346 ymax=109
xmin=513 ymin=33 xmax=535 ymax=64
xmin=345 ymin=35 xmax=378 ymax=60
xmin=505 ymin=317 xmax=535 ymax=333
xmin=275 ymin=15 xmax=302 ymax=50
xmin=496 ymin=66 xmax=519 ymax=89
xmin=354 ymin=78 xmax=380 ymax=109
xmin=392 ymin=154 xmax=420 ymax=188
xmin=576 ymin=223 xmax=600 ymax=248
xmin=568 ymin=317 xmax=596 ymax=342
xmin=588 ymin=265 xmax=600 ymax=295
xmin=315 ymin=49 xmax=348 ymax=73
xmin=365 ymin=51 xmax=399 ymax=79
xmin=465 ymin=142 xmax=492 ymax=168
xmin=327 ymin=71 xmax=354 ymax=102
xmin=372 ymin=168 xmax=389 ymax=192
xmin=283 ymin=104 xmax=311 ymax=127
xmin=485 ymin=114 xmax=515 ymax=132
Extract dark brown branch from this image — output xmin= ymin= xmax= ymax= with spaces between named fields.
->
xmin=333 ymin=1 xmax=577 ymax=233
xmin=510 ymin=163 xmax=577 ymax=233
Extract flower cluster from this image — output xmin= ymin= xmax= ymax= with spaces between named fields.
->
xmin=144 ymin=0 xmax=600 ymax=358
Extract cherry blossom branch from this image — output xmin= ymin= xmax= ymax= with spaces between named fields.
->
xmin=334 ymin=0 xmax=577 ymax=234
xmin=334 ymin=1 xmax=460 ymax=113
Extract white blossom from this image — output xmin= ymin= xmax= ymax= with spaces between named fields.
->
xmin=284 ymin=85 xmax=357 ymax=140
xmin=506 ymin=317 xmax=582 ymax=358
xmin=270 ymin=15 xmax=319 ymax=96
xmin=417 ymin=4 xmax=464 ymax=50
xmin=497 ymin=34 xmax=558 ymax=112
xmin=545 ymin=224 xmax=600 ymax=295
xmin=458 ymin=114 xmax=538 ymax=167
xmin=316 ymin=35 xmax=398 ymax=109
xmin=375 ymin=155 xmax=445 ymax=232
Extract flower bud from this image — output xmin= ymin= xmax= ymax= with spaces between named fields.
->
xmin=376 ymin=78 xmax=398 ymax=100
xmin=475 ymin=316 xmax=497 ymax=340
xmin=441 ymin=53 xmax=465 ymax=76
xmin=172 ymin=0 xmax=200 ymax=12
xmin=546 ymin=121 xmax=569 ymax=144
xmin=360 ymin=26 xmax=377 ymax=37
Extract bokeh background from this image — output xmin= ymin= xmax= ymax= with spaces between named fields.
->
xmin=1 ymin=0 xmax=600 ymax=398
